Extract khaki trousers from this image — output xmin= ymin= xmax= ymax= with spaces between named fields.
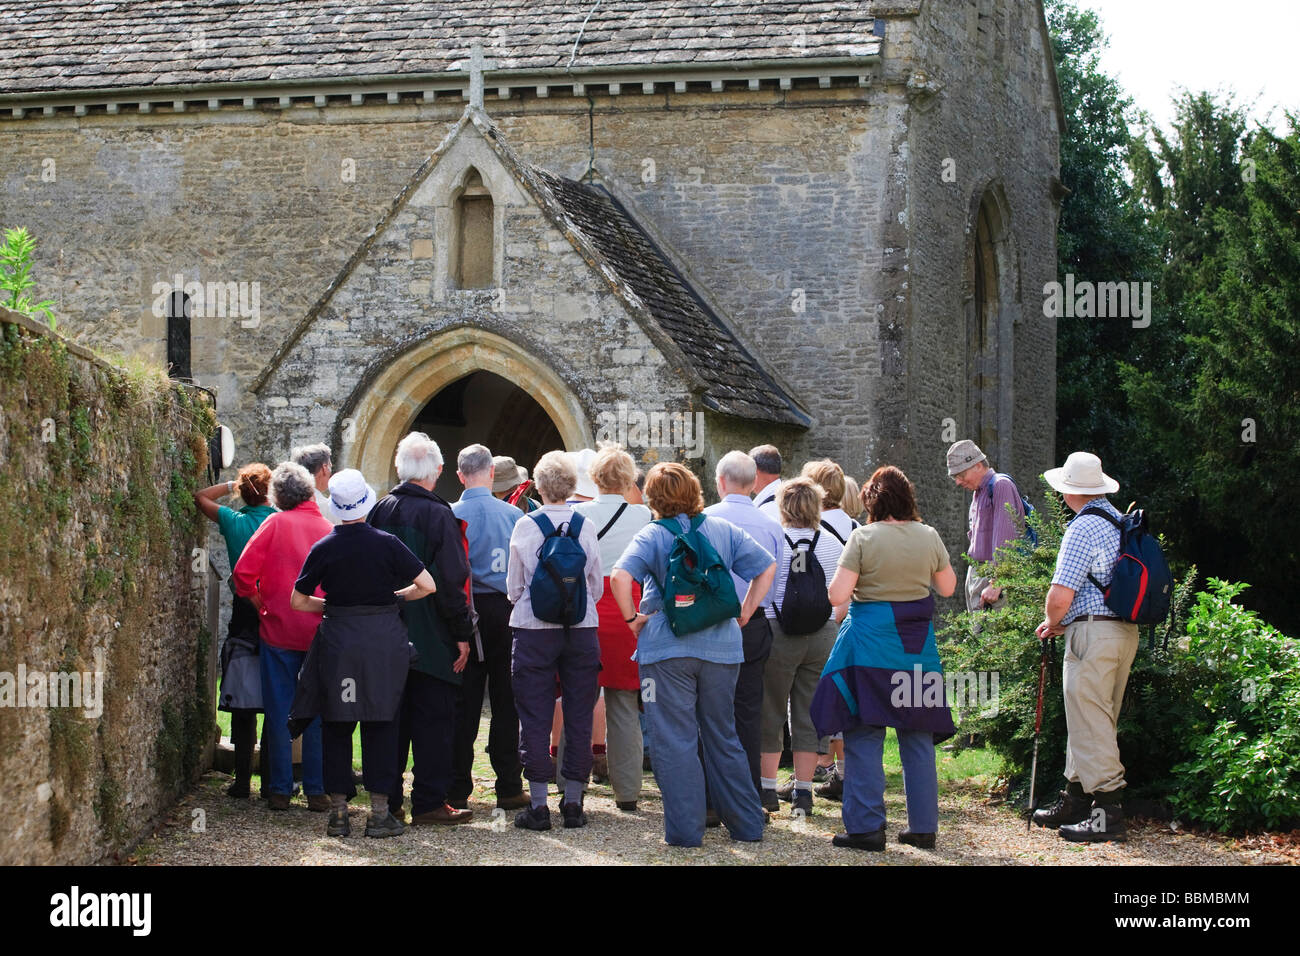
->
xmin=965 ymin=565 xmax=1007 ymax=613
xmin=604 ymin=687 xmax=644 ymax=804
xmin=1062 ymin=618 xmax=1139 ymax=794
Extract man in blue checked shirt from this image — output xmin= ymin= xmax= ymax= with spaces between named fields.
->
xmin=1032 ymin=452 xmax=1138 ymax=844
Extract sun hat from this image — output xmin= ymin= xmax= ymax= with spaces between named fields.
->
xmin=569 ymin=448 xmax=599 ymax=499
xmin=946 ymin=439 xmax=987 ymax=476
xmin=328 ymin=468 xmax=378 ymax=521
xmin=1044 ymin=452 xmax=1119 ymax=496
xmin=491 ymin=456 xmax=528 ymax=494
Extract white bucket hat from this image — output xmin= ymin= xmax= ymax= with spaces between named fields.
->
xmin=1044 ymin=452 xmax=1119 ymax=496
xmin=569 ymin=448 xmax=599 ymax=499
xmin=328 ymin=468 xmax=378 ymax=521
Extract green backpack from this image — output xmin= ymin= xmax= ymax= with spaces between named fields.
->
xmin=651 ymin=515 xmax=742 ymax=637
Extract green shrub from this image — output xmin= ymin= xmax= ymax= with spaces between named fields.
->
xmin=1169 ymin=580 xmax=1300 ymax=832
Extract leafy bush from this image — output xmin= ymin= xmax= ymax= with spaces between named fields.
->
xmin=1168 ymin=580 xmax=1300 ymax=832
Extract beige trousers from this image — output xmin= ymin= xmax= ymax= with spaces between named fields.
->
xmin=1062 ymin=618 xmax=1139 ymax=794
xmin=965 ymin=565 xmax=1007 ymax=613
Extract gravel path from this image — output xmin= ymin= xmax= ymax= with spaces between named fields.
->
xmin=130 ymin=768 xmax=1291 ymax=866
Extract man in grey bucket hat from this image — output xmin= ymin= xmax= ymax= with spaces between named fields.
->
xmin=947 ymin=440 xmax=1026 ymax=612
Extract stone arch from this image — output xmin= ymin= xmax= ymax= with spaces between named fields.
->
xmin=964 ymin=181 xmax=1019 ymax=469
xmin=339 ymin=326 xmax=592 ymax=488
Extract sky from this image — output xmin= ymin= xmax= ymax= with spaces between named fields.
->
xmin=1077 ymin=0 xmax=1299 ymax=132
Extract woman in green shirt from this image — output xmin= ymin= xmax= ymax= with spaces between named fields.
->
xmin=812 ymin=465 xmax=957 ymax=852
xmin=196 ymin=463 xmax=276 ymax=798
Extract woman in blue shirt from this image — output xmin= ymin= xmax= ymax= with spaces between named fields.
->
xmin=610 ymin=462 xmax=776 ymax=847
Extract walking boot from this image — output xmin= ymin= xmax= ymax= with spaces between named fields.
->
xmin=1060 ymin=790 xmax=1127 ymax=843
xmin=1031 ymin=780 xmax=1090 ymax=829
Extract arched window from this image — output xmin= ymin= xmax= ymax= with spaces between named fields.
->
xmin=166 ymin=290 xmax=191 ymax=379
xmin=968 ymin=190 xmax=1008 ymax=459
xmin=453 ymin=168 xmax=494 ymax=289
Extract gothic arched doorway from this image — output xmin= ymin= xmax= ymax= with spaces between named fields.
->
xmin=341 ymin=327 xmax=591 ymax=492
xmin=412 ymin=370 xmax=563 ymax=500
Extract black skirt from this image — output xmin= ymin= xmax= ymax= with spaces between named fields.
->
xmin=288 ymin=604 xmax=416 ymax=734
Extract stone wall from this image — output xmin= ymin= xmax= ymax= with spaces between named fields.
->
xmin=0 ymin=307 xmax=216 ymax=864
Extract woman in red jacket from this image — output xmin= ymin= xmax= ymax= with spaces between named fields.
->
xmin=233 ymin=461 xmax=333 ymax=811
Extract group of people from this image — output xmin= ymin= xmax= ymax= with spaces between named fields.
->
xmin=199 ymin=429 xmax=1138 ymax=849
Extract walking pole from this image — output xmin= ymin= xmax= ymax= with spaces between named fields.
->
xmin=1026 ymin=634 xmax=1050 ymax=833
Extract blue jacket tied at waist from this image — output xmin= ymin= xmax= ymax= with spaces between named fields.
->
xmin=810 ymin=594 xmax=955 ymax=743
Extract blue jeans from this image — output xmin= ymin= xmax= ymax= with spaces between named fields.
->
xmin=842 ymin=725 xmax=938 ymax=834
xmin=260 ymin=642 xmax=323 ymax=796
xmin=642 ymin=657 xmax=765 ymax=847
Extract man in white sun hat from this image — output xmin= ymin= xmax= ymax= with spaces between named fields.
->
xmin=1031 ymin=451 xmax=1137 ymax=843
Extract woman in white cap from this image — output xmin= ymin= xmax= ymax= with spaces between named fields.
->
xmin=288 ymin=468 xmax=437 ymax=839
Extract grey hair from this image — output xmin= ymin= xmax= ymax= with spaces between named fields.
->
xmin=716 ymin=450 xmax=757 ymax=488
xmin=749 ymin=444 xmax=782 ymax=476
xmin=457 ymin=443 xmax=493 ymax=478
xmin=395 ymin=431 xmax=444 ymax=482
xmin=291 ymin=442 xmax=332 ymax=478
xmin=534 ymin=450 xmax=577 ymax=503
xmin=270 ymin=461 xmax=316 ymax=511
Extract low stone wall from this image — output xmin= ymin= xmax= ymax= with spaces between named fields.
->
xmin=0 ymin=307 xmax=217 ymax=864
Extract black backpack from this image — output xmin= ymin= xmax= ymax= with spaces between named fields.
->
xmin=1079 ymin=506 xmax=1172 ymax=627
xmin=773 ymin=531 xmax=833 ymax=635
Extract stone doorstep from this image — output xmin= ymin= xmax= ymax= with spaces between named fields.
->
xmin=214 ymin=734 xmax=302 ymax=775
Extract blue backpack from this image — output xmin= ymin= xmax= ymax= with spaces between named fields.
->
xmin=528 ymin=512 xmax=588 ymax=629
xmin=989 ymin=473 xmax=1038 ymax=550
xmin=1080 ymin=506 xmax=1172 ymax=626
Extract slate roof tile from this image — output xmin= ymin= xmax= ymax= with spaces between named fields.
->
xmin=0 ymin=0 xmax=881 ymax=95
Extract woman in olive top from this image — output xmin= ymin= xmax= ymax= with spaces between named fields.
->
xmin=195 ymin=463 xmax=275 ymax=799
xmin=811 ymin=465 xmax=957 ymax=853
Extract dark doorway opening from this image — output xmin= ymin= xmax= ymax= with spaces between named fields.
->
xmin=410 ymin=370 xmax=564 ymax=501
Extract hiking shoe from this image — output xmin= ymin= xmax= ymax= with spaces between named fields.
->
xmin=815 ymin=766 xmax=843 ymax=801
xmin=813 ymin=764 xmax=834 ymax=783
xmin=899 ymin=830 xmax=936 ymax=849
xmin=832 ymin=829 xmax=885 ymax=852
xmin=267 ymin=792 xmax=292 ymax=811
xmin=776 ymin=779 xmax=796 ymax=803
xmin=761 ymin=788 xmax=780 ymax=812
xmin=225 ymin=781 xmax=251 ymax=799
xmin=591 ymin=753 xmax=609 ymax=784
xmin=791 ymin=790 xmax=813 ymax=817
xmin=515 ymin=805 xmax=552 ymax=831
xmin=326 ymin=809 xmax=351 ymax=838
xmin=497 ymin=792 xmax=531 ymax=811
xmin=412 ymin=804 xmax=474 ymax=826
xmin=1032 ymin=782 xmax=1090 ymax=829
xmin=1060 ymin=799 xmax=1127 ymax=843
xmin=365 ymin=811 xmax=406 ymax=838
xmin=306 ymin=793 xmax=332 ymax=813
xmin=561 ymin=800 xmax=588 ymax=829
xmin=616 ymin=800 xmax=638 ymax=813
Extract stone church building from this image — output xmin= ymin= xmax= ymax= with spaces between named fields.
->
xmin=1 ymin=0 xmax=1063 ymax=552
